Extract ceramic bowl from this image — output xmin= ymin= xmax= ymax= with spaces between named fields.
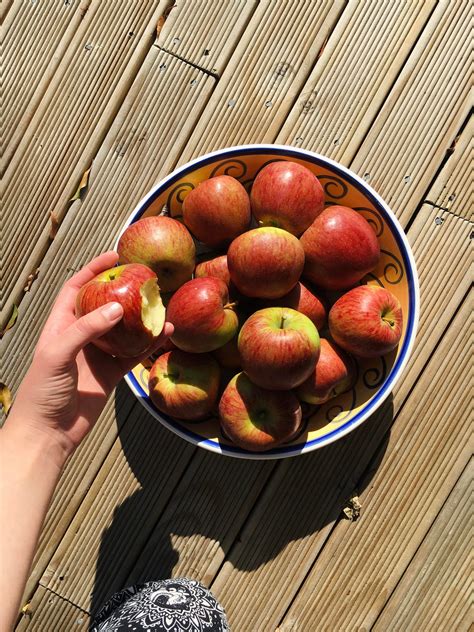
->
xmin=120 ymin=145 xmax=419 ymax=459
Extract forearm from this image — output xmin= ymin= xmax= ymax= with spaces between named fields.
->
xmin=0 ymin=417 xmax=66 ymax=631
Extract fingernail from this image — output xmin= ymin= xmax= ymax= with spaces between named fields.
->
xmin=103 ymin=302 xmax=123 ymax=321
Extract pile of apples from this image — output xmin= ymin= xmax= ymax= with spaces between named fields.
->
xmin=76 ymin=161 xmax=403 ymax=452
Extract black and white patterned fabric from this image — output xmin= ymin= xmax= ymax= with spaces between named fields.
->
xmin=90 ymin=578 xmax=230 ymax=632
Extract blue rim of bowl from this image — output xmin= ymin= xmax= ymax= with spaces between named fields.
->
xmin=120 ymin=144 xmax=420 ymax=460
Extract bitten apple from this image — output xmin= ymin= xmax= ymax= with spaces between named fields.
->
xmin=238 ymin=307 xmax=320 ymax=390
xmin=75 ymin=263 xmax=165 ymax=357
xmin=182 ymin=175 xmax=251 ymax=247
xmin=250 ymin=161 xmax=324 ymax=236
xmin=149 ymin=350 xmax=220 ymax=420
xmin=194 ymin=255 xmax=231 ymax=287
xmin=301 ymin=205 xmax=380 ymax=289
xmin=227 ymin=227 xmax=305 ymax=299
xmin=117 ymin=216 xmax=195 ymax=292
xmin=329 ymin=285 xmax=403 ymax=357
xmin=260 ymin=281 xmax=326 ymax=330
xmin=219 ymin=372 xmax=302 ymax=451
xmin=297 ymin=339 xmax=354 ymax=404
xmin=166 ymin=277 xmax=238 ymax=353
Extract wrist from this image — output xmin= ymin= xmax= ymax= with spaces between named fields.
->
xmin=1 ymin=414 xmax=70 ymax=473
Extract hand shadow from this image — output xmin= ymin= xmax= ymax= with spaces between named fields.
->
xmin=90 ymin=380 xmax=392 ymax=620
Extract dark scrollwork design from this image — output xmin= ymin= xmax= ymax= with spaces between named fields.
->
xmin=166 ymin=182 xmax=195 ymax=218
xmin=380 ymin=249 xmax=404 ymax=284
xmin=362 ymin=355 xmax=387 ymax=390
xmin=317 ymin=175 xmax=348 ymax=200
xmin=360 ymin=273 xmax=385 ymax=287
xmin=210 ymin=159 xmax=247 ymax=180
xmin=139 ymin=367 xmax=149 ymax=391
xmin=353 ymin=207 xmax=384 ymax=237
xmin=325 ymin=386 xmax=357 ymax=423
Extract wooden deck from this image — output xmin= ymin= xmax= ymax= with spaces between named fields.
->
xmin=2 ymin=1 xmax=471 ymax=630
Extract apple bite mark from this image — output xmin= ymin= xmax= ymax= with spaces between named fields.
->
xmin=139 ymin=278 xmax=165 ymax=336
xmin=219 ymin=373 xmax=302 ymax=451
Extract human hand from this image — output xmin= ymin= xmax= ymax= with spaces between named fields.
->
xmin=8 ymin=251 xmax=172 ymax=464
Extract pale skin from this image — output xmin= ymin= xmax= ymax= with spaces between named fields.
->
xmin=0 ymin=252 xmax=172 ymax=631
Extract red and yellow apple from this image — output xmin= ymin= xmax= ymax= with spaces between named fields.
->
xmin=117 ymin=216 xmax=195 ymax=292
xmin=329 ymin=285 xmax=403 ymax=357
xmin=149 ymin=350 xmax=220 ymax=420
xmin=238 ymin=307 xmax=320 ymax=390
xmin=182 ymin=175 xmax=251 ymax=247
xmin=227 ymin=227 xmax=305 ymax=299
xmin=301 ymin=205 xmax=380 ymax=289
xmin=166 ymin=277 xmax=238 ymax=353
xmin=297 ymin=338 xmax=354 ymax=404
xmin=75 ymin=263 xmax=165 ymax=357
xmin=250 ymin=161 xmax=324 ymax=236
xmin=260 ymin=281 xmax=326 ymax=330
xmin=194 ymin=254 xmax=231 ymax=287
xmin=219 ymin=372 xmax=302 ymax=451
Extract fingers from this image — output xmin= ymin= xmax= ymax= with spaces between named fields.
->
xmin=40 ymin=252 xmax=119 ymax=340
xmin=117 ymin=322 xmax=174 ymax=375
xmin=54 ymin=302 xmax=124 ymax=364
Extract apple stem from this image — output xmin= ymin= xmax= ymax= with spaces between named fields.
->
xmin=224 ymin=301 xmax=238 ymax=310
xmin=382 ymin=317 xmax=395 ymax=327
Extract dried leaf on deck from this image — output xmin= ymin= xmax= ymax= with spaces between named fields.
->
xmin=49 ymin=211 xmax=60 ymax=239
xmin=70 ymin=166 xmax=91 ymax=201
xmin=1 ymin=304 xmax=18 ymax=337
xmin=0 ymin=383 xmax=12 ymax=415
xmin=24 ymin=268 xmax=40 ymax=292
xmin=342 ymin=493 xmax=361 ymax=521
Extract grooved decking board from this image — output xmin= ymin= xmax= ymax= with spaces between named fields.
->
xmin=2 ymin=0 xmax=81 ymax=168
xmin=349 ymin=0 xmax=471 ymax=226
xmin=1 ymin=0 xmax=166 ymax=319
xmin=16 ymin=586 xmax=89 ymax=632
xmin=278 ymin=0 xmax=436 ymax=164
xmin=158 ymin=0 xmax=258 ymax=75
xmin=373 ymin=461 xmax=472 ymax=632
xmin=126 ymin=451 xmax=274 ymax=588
xmin=179 ymin=0 xmax=346 ymax=163
xmin=277 ymin=297 xmax=472 ymax=632
xmin=425 ymin=116 xmax=473 ymax=221
xmin=42 ymin=401 xmax=195 ymax=613
xmin=22 ymin=385 xmax=136 ymax=603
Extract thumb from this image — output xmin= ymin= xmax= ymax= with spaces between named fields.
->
xmin=60 ymin=302 xmax=123 ymax=362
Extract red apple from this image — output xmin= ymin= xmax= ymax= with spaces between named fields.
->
xmin=182 ymin=175 xmax=251 ymax=247
xmin=219 ymin=372 xmax=302 ymax=451
xmin=75 ymin=263 xmax=165 ymax=357
xmin=213 ymin=334 xmax=241 ymax=370
xmin=238 ymin=307 xmax=320 ymax=390
xmin=250 ymin=161 xmax=324 ymax=236
xmin=194 ymin=255 xmax=231 ymax=287
xmin=260 ymin=281 xmax=326 ymax=330
xmin=117 ymin=216 xmax=195 ymax=292
xmin=297 ymin=338 xmax=354 ymax=404
xmin=166 ymin=277 xmax=238 ymax=353
xmin=329 ymin=285 xmax=403 ymax=357
xmin=300 ymin=205 xmax=380 ymax=289
xmin=149 ymin=350 xmax=220 ymax=420
xmin=227 ymin=227 xmax=305 ymax=299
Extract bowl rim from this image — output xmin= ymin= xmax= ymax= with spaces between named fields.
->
xmin=120 ymin=143 xmax=420 ymax=460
